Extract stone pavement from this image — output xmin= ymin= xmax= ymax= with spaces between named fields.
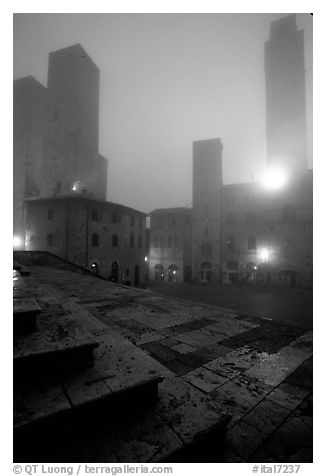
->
xmin=16 ymin=265 xmax=313 ymax=462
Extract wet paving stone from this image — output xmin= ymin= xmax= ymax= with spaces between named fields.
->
xmin=163 ymin=359 xmax=193 ymax=376
xmin=171 ymin=342 xmax=196 ymax=354
xmin=267 ymin=383 xmax=311 ymax=411
xmin=226 ymin=420 xmax=264 ymax=460
xmin=249 ymin=413 xmax=313 ymax=463
xmin=284 ymin=361 xmax=313 ymax=388
xmin=242 ymin=398 xmax=290 ymax=436
xmin=176 ymin=351 xmax=208 ymax=370
xmin=176 ymin=329 xmax=225 ymax=348
xmin=183 ymin=367 xmax=228 ymax=393
xmin=140 ymin=342 xmax=180 ymax=363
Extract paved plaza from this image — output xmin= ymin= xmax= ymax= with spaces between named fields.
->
xmin=14 ymin=265 xmax=313 ymax=462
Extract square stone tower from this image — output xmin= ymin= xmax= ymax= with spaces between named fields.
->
xmin=41 ymin=44 xmax=106 ymax=198
xmin=13 ymin=76 xmax=47 ymax=238
xmin=265 ymin=14 xmax=307 ymax=173
xmin=192 ymin=138 xmax=223 ymax=283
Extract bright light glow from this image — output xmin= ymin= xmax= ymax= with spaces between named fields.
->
xmin=173 ymin=270 xmax=176 ymax=275
xmin=144 ymin=256 xmax=148 ymax=262
xmin=259 ymin=248 xmax=270 ymax=262
xmin=260 ymin=167 xmax=288 ymax=191
xmin=13 ymin=235 xmax=23 ymax=249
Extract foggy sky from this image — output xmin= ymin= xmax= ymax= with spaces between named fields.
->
xmin=13 ymin=13 xmax=313 ymax=214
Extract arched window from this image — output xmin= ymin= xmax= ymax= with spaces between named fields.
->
xmin=112 ymin=234 xmax=118 ymax=247
xmin=248 ymin=236 xmax=256 ymax=250
xmin=92 ymin=233 xmax=99 ymax=247
xmin=225 ymin=235 xmax=235 ymax=250
xmin=112 ymin=213 xmax=119 ymax=224
xmin=91 ymin=209 xmax=98 ymax=222
xmin=154 ymin=264 xmax=164 ymax=281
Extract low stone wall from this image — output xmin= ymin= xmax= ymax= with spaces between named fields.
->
xmin=13 ymin=250 xmax=108 ymax=280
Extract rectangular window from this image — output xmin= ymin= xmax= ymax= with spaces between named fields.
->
xmin=46 ymin=234 xmax=53 ymax=246
xmin=159 ymin=237 xmax=164 ymax=248
xmin=138 ymin=236 xmax=142 ymax=248
xmin=174 ymin=237 xmax=178 ymax=248
xmin=48 ymin=209 xmax=53 ymax=220
xmin=112 ymin=234 xmax=118 ymax=247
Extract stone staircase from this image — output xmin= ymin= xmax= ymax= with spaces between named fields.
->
xmin=13 ymin=261 xmax=230 ymax=462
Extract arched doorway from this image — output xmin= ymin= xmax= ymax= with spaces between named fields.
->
xmin=168 ymin=264 xmax=178 ymax=283
xmin=227 ymin=260 xmax=239 ymax=284
xmin=110 ymin=261 xmax=119 ymax=282
xmin=134 ymin=265 xmax=140 ymax=286
xmin=154 ymin=264 xmax=164 ymax=281
xmin=201 ymin=261 xmax=211 ymax=283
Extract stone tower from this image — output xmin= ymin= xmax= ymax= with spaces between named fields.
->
xmin=41 ymin=44 xmax=106 ymax=198
xmin=13 ymin=76 xmax=47 ymax=238
xmin=265 ymin=14 xmax=307 ymax=173
xmin=192 ymin=138 xmax=223 ymax=284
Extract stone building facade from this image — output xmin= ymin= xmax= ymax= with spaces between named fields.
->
xmin=149 ymin=208 xmax=192 ymax=283
xmin=24 ymin=194 xmax=147 ymax=285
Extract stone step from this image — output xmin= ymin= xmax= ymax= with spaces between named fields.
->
xmin=14 ymin=325 xmax=99 ymax=380
xmin=14 ymin=376 xmax=230 ymax=463
xmin=13 ymin=296 xmax=41 ymax=335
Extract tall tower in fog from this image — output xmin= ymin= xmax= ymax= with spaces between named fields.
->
xmin=192 ymin=139 xmax=223 ymax=284
xmin=13 ymin=77 xmax=47 ymax=237
xmin=265 ymin=14 xmax=307 ymax=173
xmin=42 ymin=44 xmax=107 ymax=198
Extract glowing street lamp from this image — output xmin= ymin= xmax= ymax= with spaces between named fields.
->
xmin=13 ymin=235 xmax=23 ymax=250
xmin=260 ymin=167 xmax=288 ymax=191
